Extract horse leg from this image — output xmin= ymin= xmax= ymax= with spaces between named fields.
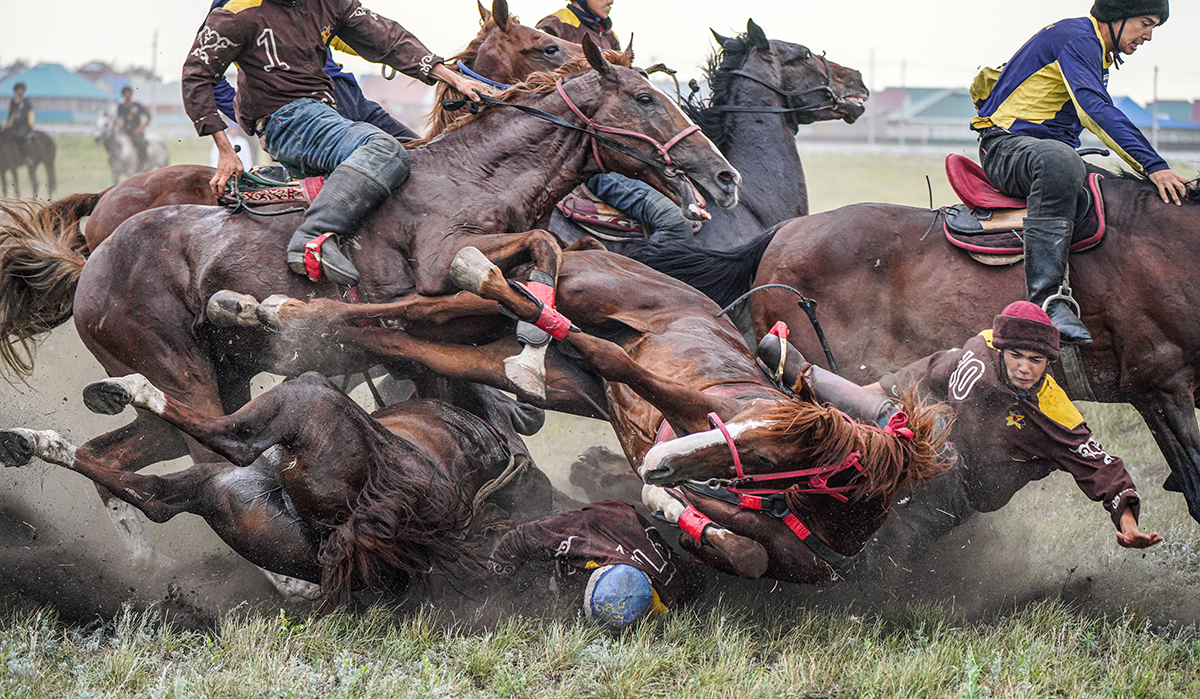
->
xmin=1133 ymin=392 xmax=1200 ymax=523
xmin=641 ymin=485 xmax=769 ymax=578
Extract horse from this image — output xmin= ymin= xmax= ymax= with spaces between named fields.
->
xmin=94 ymin=106 xmax=169 ymax=185
xmin=0 ymin=46 xmax=737 ymax=563
xmin=0 ymin=371 xmax=551 ymax=606
xmin=0 ymin=127 xmax=56 ymax=199
xmin=549 ymin=20 xmax=868 ymax=254
xmin=745 ymin=175 xmax=1200 ymax=526
xmin=207 ymin=246 xmax=950 ymax=582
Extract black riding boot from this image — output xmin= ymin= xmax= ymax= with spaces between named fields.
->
xmin=286 ymin=164 xmax=391 ymax=286
xmin=1023 ymin=216 xmax=1092 ymax=344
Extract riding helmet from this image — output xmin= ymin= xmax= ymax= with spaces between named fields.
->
xmin=583 ymin=564 xmax=658 ymax=632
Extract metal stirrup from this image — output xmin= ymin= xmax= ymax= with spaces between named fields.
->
xmin=1040 ymin=264 xmax=1082 ymax=317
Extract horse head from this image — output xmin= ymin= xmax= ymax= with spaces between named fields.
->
xmin=708 ymin=19 xmax=868 ymax=126
xmin=566 ymin=36 xmax=741 ymax=219
xmin=638 ymin=393 xmax=950 ymax=504
xmin=473 ymin=0 xmax=581 ymax=86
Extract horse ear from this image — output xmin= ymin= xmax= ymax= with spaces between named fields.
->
xmin=492 ymin=0 xmax=510 ymax=31
xmin=623 ymin=34 xmax=635 ymax=63
xmin=746 ymin=19 xmax=769 ymax=50
xmin=477 ymin=0 xmax=491 ymax=23
xmin=582 ymin=35 xmax=615 ymax=79
xmin=711 ymin=29 xmax=730 ymax=48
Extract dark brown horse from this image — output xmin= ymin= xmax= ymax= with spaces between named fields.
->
xmin=0 ymin=46 xmax=736 ymax=555
xmin=209 ymin=246 xmax=949 ymax=583
xmin=0 ymin=128 xmax=55 ymax=199
xmin=748 ymin=175 xmax=1200 ymax=525
xmin=0 ymin=371 xmax=549 ymax=604
xmin=551 ymin=20 xmax=868 ymax=253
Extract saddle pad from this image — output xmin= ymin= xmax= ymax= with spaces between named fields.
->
xmin=944 ymin=173 xmax=1106 ymax=258
xmin=945 ymin=153 xmax=1027 ymax=210
xmin=556 ymin=184 xmax=647 ymax=237
xmin=235 ymin=183 xmax=307 ymax=204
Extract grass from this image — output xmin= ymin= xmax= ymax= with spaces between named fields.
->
xmin=2 ymin=600 xmax=1198 ymax=698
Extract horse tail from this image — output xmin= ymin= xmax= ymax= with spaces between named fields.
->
xmin=317 ymin=451 xmax=480 ymax=606
xmin=625 ymin=224 xmax=780 ymax=308
xmin=0 ymin=196 xmax=94 ymax=378
xmin=853 ymin=388 xmax=955 ymax=502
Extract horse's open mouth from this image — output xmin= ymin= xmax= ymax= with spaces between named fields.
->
xmin=676 ymin=174 xmax=711 ymax=222
xmin=839 ymin=94 xmax=868 ymax=123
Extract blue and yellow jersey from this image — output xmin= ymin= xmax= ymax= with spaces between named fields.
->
xmin=971 ymin=16 xmax=1167 ymax=175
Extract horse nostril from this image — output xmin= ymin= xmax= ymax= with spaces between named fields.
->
xmin=718 ymin=170 xmax=740 ymax=185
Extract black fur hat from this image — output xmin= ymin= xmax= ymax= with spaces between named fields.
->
xmin=1090 ymin=0 xmax=1169 ymax=24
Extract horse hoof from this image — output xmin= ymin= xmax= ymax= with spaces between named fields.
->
xmin=0 ymin=429 xmax=36 ymax=467
xmin=257 ymin=294 xmax=298 ymax=331
xmin=207 ymin=291 xmax=261 ymax=328
xmin=450 ymin=246 xmax=498 ymax=296
xmin=503 ymin=354 xmax=547 ymax=400
xmin=83 ymin=374 xmax=164 ymax=415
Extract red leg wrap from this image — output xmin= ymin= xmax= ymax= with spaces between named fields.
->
xmin=304 ymin=233 xmax=332 ymax=282
xmin=678 ymin=505 xmax=714 ymax=542
xmin=768 ymin=320 xmax=789 ymax=340
xmin=534 ymin=305 xmax=572 ymax=341
xmin=527 ymin=280 xmax=556 ymax=308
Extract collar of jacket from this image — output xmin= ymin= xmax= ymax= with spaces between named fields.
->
xmin=568 ymin=2 xmax=612 ymax=31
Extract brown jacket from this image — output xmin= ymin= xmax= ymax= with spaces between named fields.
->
xmin=536 ymin=6 xmax=621 ymax=52
xmin=493 ymin=500 xmax=683 ymax=606
xmin=881 ymin=331 xmax=1140 ymax=528
xmin=183 ymin=0 xmax=442 ymax=136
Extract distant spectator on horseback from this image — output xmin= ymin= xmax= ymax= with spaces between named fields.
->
xmin=869 ymin=301 xmax=1163 ymax=550
xmin=491 ymin=500 xmax=701 ymax=633
xmin=205 ymin=0 xmax=418 ymax=142
xmin=116 ymin=86 xmax=152 ymax=171
xmin=970 ymin=0 xmax=1193 ymax=344
xmin=536 ymin=0 xmax=620 ymax=51
xmin=4 ymin=82 xmax=34 ymax=158
xmin=183 ymin=0 xmax=492 ymax=287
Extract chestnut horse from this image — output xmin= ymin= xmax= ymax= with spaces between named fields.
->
xmin=748 ymin=175 xmax=1200 ymax=525
xmin=0 ymin=371 xmax=550 ymax=605
xmin=0 ymin=0 xmax=583 ymax=374
xmin=551 ymin=20 xmax=867 ymax=253
xmin=0 ymin=46 xmax=736 ymax=548
xmin=207 ymin=247 xmax=949 ymax=583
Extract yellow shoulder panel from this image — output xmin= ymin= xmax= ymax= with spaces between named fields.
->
xmin=1036 ymin=374 xmax=1084 ymax=429
xmin=330 ymin=36 xmax=359 ymax=57
xmin=979 ymin=329 xmax=996 ymax=348
xmin=987 ymin=62 xmax=1072 ymax=131
xmin=553 ymin=7 xmax=582 ymax=27
xmin=223 ymin=0 xmax=263 ymax=14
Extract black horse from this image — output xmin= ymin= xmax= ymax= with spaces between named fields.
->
xmin=0 ymin=127 xmax=56 ymax=199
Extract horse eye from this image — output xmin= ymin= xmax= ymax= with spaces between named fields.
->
xmin=636 ymin=93 xmax=654 ymax=105
xmin=545 ymin=45 xmax=560 ymax=56
xmin=803 ymin=51 xmax=813 ymax=60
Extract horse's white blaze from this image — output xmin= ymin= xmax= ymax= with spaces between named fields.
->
xmin=637 ymin=419 xmax=767 ymax=478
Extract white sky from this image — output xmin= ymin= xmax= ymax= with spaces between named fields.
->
xmin=1 ymin=0 xmax=1196 ymax=104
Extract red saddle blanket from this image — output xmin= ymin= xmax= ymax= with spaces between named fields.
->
xmin=555 ymin=184 xmax=648 ymax=240
xmin=943 ymin=154 xmax=1106 ymax=258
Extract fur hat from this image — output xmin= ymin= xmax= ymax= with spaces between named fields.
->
xmin=1091 ymin=0 xmax=1169 ymax=25
xmin=992 ymin=301 xmax=1060 ymax=360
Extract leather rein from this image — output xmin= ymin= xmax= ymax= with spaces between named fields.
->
xmin=703 ymin=52 xmax=843 ymax=116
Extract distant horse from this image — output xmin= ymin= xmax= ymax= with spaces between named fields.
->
xmin=550 ymin=20 xmax=867 ymax=253
xmin=94 ymin=106 xmax=169 ymax=185
xmin=747 ymin=176 xmax=1200 ymax=525
xmin=0 ymin=371 xmax=550 ymax=605
xmin=0 ymin=127 xmax=56 ymax=199
xmin=214 ymin=247 xmax=949 ymax=582
xmin=0 ymin=45 xmax=737 ymax=566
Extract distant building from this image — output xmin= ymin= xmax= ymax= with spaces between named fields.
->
xmin=0 ymin=63 xmax=113 ymax=125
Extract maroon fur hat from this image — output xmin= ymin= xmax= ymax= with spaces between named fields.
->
xmin=992 ymin=301 xmax=1060 ymax=360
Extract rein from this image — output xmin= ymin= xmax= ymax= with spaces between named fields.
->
xmin=704 ymin=53 xmax=841 ymax=116
xmin=442 ymin=78 xmax=702 ymax=175
xmin=456 ymin=60 xmax=514 ymax=90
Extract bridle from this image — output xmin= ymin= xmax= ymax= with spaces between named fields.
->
xmin=694 ymin=409 xmax=914 ymax=502
xmin=443 ymin=76 xmax=704 ymax=176
xmin=704 ymin=52 xmax=846 ymax=117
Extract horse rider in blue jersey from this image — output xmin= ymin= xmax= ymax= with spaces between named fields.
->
xmin=971 ymin=0 xmax=1193 ymax=344
xmin=207 ymin=0 xmax=418 ymax=142
xmin=184 ymin=0 xmax=490 ymax=287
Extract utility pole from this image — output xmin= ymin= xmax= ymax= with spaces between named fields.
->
xmin=868 ymin=48 xmax=876 ymax=147
xmin=151 ymin=31 xmax=158 ymax=78
xmin=1151 ymin=65 xmax=1159 ymax=150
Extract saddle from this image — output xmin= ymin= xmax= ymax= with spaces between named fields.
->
xmin=219 ymin=166 xmax=323 ymax=207
xmin=942 ymin=154 xmax=1106 ymax=266
xmin=555 ymin=184 xmax=649 ymax=241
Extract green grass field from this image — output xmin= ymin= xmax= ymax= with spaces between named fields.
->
xmin=3 ymin=135 xmax=1199 ymax=698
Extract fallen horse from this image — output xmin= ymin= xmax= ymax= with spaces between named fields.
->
xmin=208 ymin=247 xmax=951 ymax=583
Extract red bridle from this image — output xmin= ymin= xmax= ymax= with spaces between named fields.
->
xmin=554 ymin=79 xmax=703 ymax=174
xmin=705 ymin=410 xmax=914 ymax=502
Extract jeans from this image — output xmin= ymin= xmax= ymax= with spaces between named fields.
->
xmin=978 ymin=129 xmax=1087 ymax=221
xmin=261 ymin=98 xmax=409 ymax=187
xmin=587 ymin=173 xmax=695 ymax=244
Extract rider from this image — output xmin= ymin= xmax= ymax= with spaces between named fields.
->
xmin=116 ymin=86 xmax=152 ymax=170
xmin=4 ymin=82 xmax=34 ymax=159
xmin=868 ymin=301 xmax=1163 ymax=550
xmin=536 ymin=0 xmax=621 ymax=51
xmin=970 ymin=0 xmax=1193 ymax=344
xmin=490 ymin=500 xmax=698 ymax=632
xmin=183 ymin=0 xmax=489 ymax=286
xmin=205 ymin=0 xmax=418 ymax=142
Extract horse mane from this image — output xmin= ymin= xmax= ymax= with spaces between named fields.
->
xmin=748 ymin=388 xmax=953 ymax=503
xmin=1107 ymin=169 xmax=1200 ymax=205
xmin=424 ymin=10 xmax=521 ymax=139
xmin=407 ymin=49 xmax=634 ymax=148
xmin=681 ymin=32 xmax=756 ymax=150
